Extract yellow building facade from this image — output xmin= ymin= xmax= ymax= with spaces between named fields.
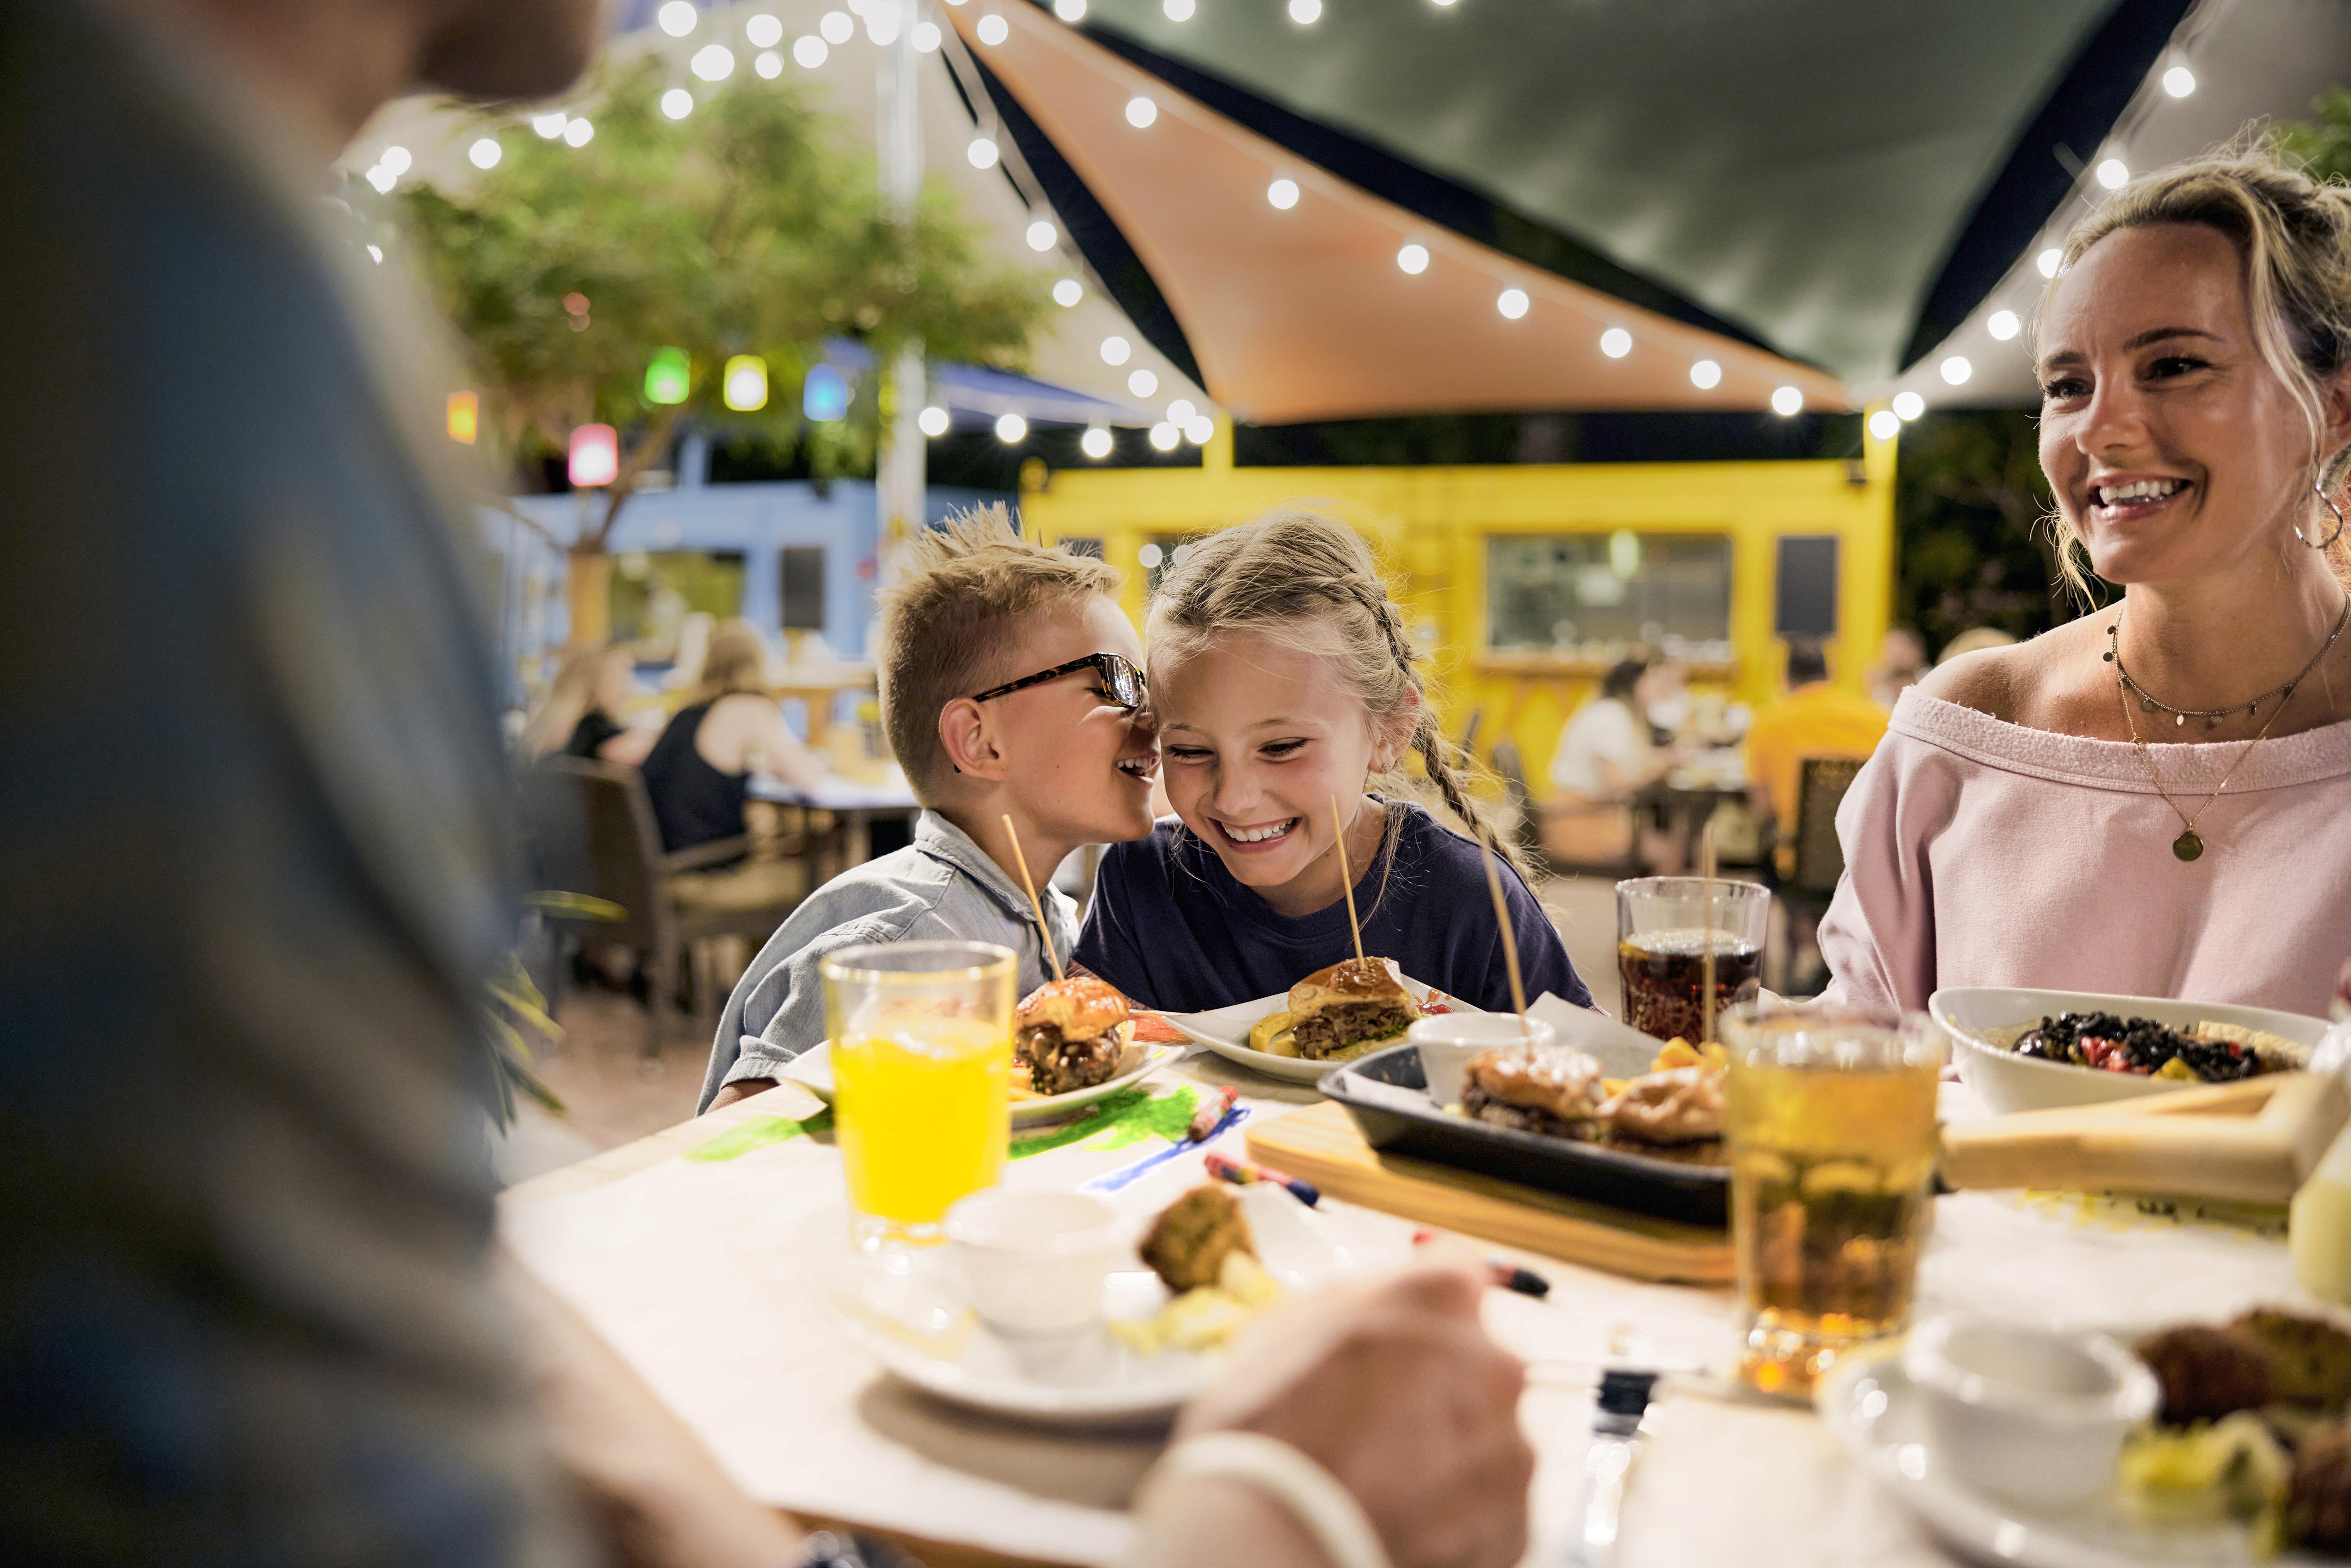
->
xmin=1020 ymin=418 xmax=1897 ymax=782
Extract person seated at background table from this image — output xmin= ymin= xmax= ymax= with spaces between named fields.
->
xmin=3 ymin=7 xmax=1539 ymax=1568
xmin=521 ymin=643 xmax=658 ymax=765
xmin=1866 ymin=625 xmax=1928 ymax=709
xmin=698 ymin=506 xmax=1163 ymax=1110
xmin=1933 ymin=624 xmax=2018 ymax=664
xmin=640 ymin=618 xmax=825 ymax=857
xmin=1742 ymin=635 xmax=1888 ymax=878
xmin=1076 ymin=509 xmax=1590 ymax=1014
xmin=1822 ymin=145 xmax=2351 ymax=1018
xmin=1541 ymin=656 xmax=1686 ymax=870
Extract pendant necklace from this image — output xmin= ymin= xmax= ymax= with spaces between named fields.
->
xmin=2106 ymin=594 xmax=2350 ymax=861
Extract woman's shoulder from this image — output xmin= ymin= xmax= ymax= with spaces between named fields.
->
xmin=1913 ymin=620 xmax=2107 ymax=726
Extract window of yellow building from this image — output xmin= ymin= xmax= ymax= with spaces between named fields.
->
xmin=1486 ymin=532 xmax=1733 ymax=662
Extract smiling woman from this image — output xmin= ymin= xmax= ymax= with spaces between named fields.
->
xmin=1819 ymin=144 xmax=2351 ymax=1019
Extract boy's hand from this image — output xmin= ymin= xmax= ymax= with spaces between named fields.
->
xmin=706 ymin=1079 xmax=774 ymax=1111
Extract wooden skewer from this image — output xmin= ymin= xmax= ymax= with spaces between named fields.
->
xmin=1699 ymin=817 xmax=1719 ymax=1047
xmin=1478 ymin=827 xmax=1531 ymax=1041
xmin=1329 ymin=796 xmax=1366 ymax=965
xmin=1000 ymin=813 xmax=1065 ymax=984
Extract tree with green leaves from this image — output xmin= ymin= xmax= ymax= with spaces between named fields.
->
xmin=2279 ymin=87 xmax=2351 ymax=183
xmin=401 ymin=57 xmax=1047 ymax=642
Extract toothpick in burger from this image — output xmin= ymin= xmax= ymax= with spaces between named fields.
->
xmin=1285 ymin=956 xmax=1424 ymax=1063
xmin=1015 ymin=977 xmax=1134 ymax=1095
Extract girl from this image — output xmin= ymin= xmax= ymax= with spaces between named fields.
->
xmin=1075 ymin=509 xmax=1592 ymax=1014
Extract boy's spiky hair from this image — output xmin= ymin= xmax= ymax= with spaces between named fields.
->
xmin=875 ymin=503 xmax=1122 ymax=797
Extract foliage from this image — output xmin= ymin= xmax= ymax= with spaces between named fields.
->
xmin=400 ymin=57 xmax=1048 ymax=548
xmin=2278 ymin=88 xmax=2351 ymax=183
xmin=484 ymin=952 xmax=566 ymax=1129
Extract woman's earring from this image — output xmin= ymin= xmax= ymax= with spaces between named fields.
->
xmin=2301 ymin=481 xmax=2347 ymax=549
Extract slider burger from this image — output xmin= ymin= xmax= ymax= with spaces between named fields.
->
xmin=1015 ymin=977 xmax=1133 ymax=1095
xmin=1286 ymin=956 xmax=1424 ymax=1063
xmin=1461 ymin=1044 xmax=1605 ymax=1139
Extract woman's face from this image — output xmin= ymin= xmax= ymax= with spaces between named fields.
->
xmin=1154 ymin=630 xmax=1403 ymax=894
xmin=2037 ymin=222 xmax=2338 ymax=587
xmin=594 ymin=651 xmax=635 ymax=713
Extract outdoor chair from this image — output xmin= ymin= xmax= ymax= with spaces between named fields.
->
xmin=520 ymin=757 xmax=806 ymax=1059
xmin=1764 ymin=754 xmax=1866 ymax=995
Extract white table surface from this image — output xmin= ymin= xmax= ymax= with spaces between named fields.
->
xmin=500 ymin=1055 xmax=2302 ymax=1568
xmin=748 ymin=772 xmax=920 ymax=812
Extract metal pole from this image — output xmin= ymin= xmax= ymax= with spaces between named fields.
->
xmin=877 ymin=0 xmax=925 ymax=550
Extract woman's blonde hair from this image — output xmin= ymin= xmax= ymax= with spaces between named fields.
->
xmin=2043 ymin=140 xmax=2351 ymax=597
xmin=521 ymin=644 xmax=622 ymax=757
xmin=692 ymin=620 xmax=772 ymax=705
xmin=1145 ymin=506 xmax=1528 ymax=880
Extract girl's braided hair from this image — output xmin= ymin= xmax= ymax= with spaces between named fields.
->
xmin=1144 ymin=506 xmax=1532 ymax=884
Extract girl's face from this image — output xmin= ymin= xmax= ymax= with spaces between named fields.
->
xmin=1153 ymin=629 xmax=1406 ymax=896
xmin=2037 ymin=222 xmax=2343 ymax=586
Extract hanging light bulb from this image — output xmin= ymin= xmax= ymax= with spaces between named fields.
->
xmin=1054 ymin=0 xmax=1086 ymax=17
xmin=746 ymin=13 xmax=783 ymax=47
xmin=2162 ymin=64 xmax=2196 ymax=98
xmin=644 ymin=347 xmax=692 ymax=405
xmin=1149 ymin=422 xmax=1180 ymax=451
xmin=569 ymin=424 xmax=619 ymax=487
xmin=1940 ymin=355 xmax=1973 ymax=386
xmin=1053 ymin=278 xmax=1082 ymax=307
xmin=531 ymin=112 xmax=568 ymax=139
xmin=1165 ymin=0 xmax=1195 ymax=17
xmin=995 ymin=411 xmax=1027 ymax=443
xmin=563 ymin=118 xmax=594 ymax=146
xmin=468 ymin=137 xmax=501 ymax=169
xmin=691 ymin=44 xmax=734 ymax=79
xmin=1128 ymin=368 xmax=1158 ymax=397
xmin=1396 ymin=243 xmax=1429 ymax=275
xmin=755 ymin=49 xmax=783 ymax=75
xmin=1100 ymin=335 xmax=1132 ymax=366
xmin=1689 ymin=359 xmax=1721 ymax=390
xmin=1891 ymin=390 xmax=1925 ymax=421
xmin=1988 ymin=310 xmax=2020 ymax=341
xmin=865 ymin=7 xmax=899 ymax=44
xmin=1185 ymin=415 xmax=1215 ymax=444
xmin=803 ymin=364 xmax=851 ymax=421
xmin=447 ymin=391 xmax=480 ymax=445
xmin=1770 ymin=386 xmax=1803 ymax=417
xmin=656 ymin=0 xmax=698 ymax=36
xmin=967 ymin=136 xmax=999 ymax=169
xmin=723 ymin=355 xmax=769 ymax=411
xmin=1867 ymin=409 xmax=1901 ymax=441
xmin=1026 ymin=219 xmax=1057 ymax=252
xmin=1166 ymin=398 xmax=1197 ymax=425
xmin=1496 ymin=287 xmax=1529 ymax=319
xmin=793 ymin=34 xmax=827 ymax=66
xmin=379 ymin=146 xmax=412 ymax=176
xmin=918 ymin=405 xmax=951 ymax=437
xmin=1081 ymin=426 xmax=1113 ymax=459
xmin=2095 ymin=158 xmax=2129 ymax=189
xmin=1267 ymin=177 xmax=1299 ymax=210
xmin=819 ymin=11 xmax=854 ymax=42
xmin=976 ymin=12 xmax=1008 ymax=43
xmin=2036 ymin=246 xmax=2063 ymax=278
xmin=661 ymin=88 xmax=695 ymax=119
xmin=1126 ymin=96 xmax=1158 ymax=128
xmin=1289 ymin=0 xmax=1321 ymax=22
xmin=1599 ymin=327 xmax=1632 ymax=359
xmin=912 ymin=21 xmax=940 ymax=48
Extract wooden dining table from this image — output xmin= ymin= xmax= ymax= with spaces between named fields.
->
xmin=500 ymin=1049 xmax=2304 ymax=1568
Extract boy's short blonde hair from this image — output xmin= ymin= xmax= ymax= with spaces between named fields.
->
xmin=876 ymin=503 xmax=1121 ymax=798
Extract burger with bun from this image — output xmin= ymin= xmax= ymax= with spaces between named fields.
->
xmin=1286 ymin=956 xmax=1423 ymax=1063
xmin=1015 ymin=976 xmax=1133 ymax=1095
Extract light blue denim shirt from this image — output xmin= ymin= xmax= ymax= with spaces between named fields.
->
xmin=695 ymin=810 xmax=1078 ymax=1111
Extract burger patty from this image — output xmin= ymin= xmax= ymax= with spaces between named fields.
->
xmin=1016 ymin=1024 xmax=1123 ymax=1095
xmin=1461 ymin=1081 xmax=1593 ymax=1141
xmin=1290 ymin=1001 xmax=1416 ymax=1060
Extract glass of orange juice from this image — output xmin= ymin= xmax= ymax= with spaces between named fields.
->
xmin=1723 ymin=1000 xmax=1944 ymax=1399
xmin=822 ymin=941 xmax=1016 ymax=1251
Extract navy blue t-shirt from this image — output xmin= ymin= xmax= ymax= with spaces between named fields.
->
xmin=1075 ymin=804 xmax=1594 ymax=1014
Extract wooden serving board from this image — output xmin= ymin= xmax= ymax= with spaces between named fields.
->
xmin=1247 ymin=1102 xmax=1732 ymax=1284
xmin=1941 ymin=1072 xmax=2349 ymax=1204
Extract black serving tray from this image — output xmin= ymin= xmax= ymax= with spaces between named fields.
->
xmin=1317 ymin=1044 xmax=1729 ymax=1227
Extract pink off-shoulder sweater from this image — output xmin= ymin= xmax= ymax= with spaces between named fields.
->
xmin=1819 ymin=690 xmax=2351 ymax=1020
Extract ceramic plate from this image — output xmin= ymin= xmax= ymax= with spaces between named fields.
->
xmin=1165 ymin=979 xmax=1476 ymax=1084
xmin=809 ymin=1187 xmax=1410 ymax=1424
xmin=1817 ymin=1348 xmax=2322 ymax=1568
xmin=779 ymin=1040 xmax=1184 ymax=1125
xmin=1928 ymin=987 xmax=2327 ymax=1117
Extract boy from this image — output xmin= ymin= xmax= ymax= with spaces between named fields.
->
xmin=697 ymin=504 xmax=1159 ymax=1111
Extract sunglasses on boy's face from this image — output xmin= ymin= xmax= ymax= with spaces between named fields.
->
xmin=971 ymin=652 xmax=1147 ymax=712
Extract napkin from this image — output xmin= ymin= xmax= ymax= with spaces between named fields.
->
xmin=1527 ymin=993 xmax=1666 ymax=1078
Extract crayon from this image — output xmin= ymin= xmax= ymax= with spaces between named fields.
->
xmin=1203 ymin=1151 xmax=1319 ymax=1207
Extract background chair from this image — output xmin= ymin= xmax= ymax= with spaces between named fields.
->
xmin=1764 ymin=754 xmax=1866 ymax=995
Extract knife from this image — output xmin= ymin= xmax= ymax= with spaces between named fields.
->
xmin=1566 ymin=1368 xmax=1656 ymax=1568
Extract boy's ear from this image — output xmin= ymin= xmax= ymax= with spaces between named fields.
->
xmin=937 ymin=696 xmax=1008 ymax=781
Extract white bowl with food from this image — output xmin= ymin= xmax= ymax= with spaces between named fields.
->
xmin=945 ymin=1190 xmax=1129 ymax=1335
xmin=1929 ymin=987 xmax=2323 ymax=1117
xmin=1901 ymin=1314 xmax=2159 ymax=1506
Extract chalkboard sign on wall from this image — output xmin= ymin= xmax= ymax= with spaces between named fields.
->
xmin=1774 ymin=535 xmax=1839 ymax=639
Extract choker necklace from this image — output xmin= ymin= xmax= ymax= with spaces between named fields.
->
xmin=2108 ymin=592 xmax=2350 ymax=861
xmin=2104 ymin=594 xmax=2351 ymax=727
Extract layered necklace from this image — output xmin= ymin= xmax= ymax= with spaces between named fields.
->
xmin=2106 ymin=593 xmax=2351 ymax=861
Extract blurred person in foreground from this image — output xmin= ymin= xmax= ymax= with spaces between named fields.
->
xmin=0 ymin=5 xmax=1534 ymax=1568
xmin=1742 ymin=636 xmax=1889 ymax=879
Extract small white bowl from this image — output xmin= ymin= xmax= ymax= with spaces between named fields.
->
xmin=1407 ymin=1014 xmax=1557 ymax=1109
xmin=1901 ymin=1314 xmax=2157 ymax=1506
xmin=944 ymin=1190 xmax=1127 ymax=1335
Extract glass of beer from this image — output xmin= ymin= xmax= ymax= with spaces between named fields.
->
xmin=822 ymin=940 xmax=1016 ymax=1251
xmin=1723 ymin=1001 xmax=1944 ymax=1399
xmin=1615 ymin=876 xmax=1769 ymax=1041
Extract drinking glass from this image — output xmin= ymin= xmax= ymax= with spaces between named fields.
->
xmin=1614 ymin=876 xmax=1769 ymax=1041
xmin=1723 ymin=1001 xmax=1944 ymax=1399
xmin=822 ymin=940 xmax=1016 ymax=1251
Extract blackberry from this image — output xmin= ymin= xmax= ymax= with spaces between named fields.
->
xmin=2013 ymin=1012 xmax=2258 ymax=1083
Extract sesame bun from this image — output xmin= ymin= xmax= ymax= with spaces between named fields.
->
xmin=1288 ymin=956 xmax=1418 ymax=1018
xmin=1017 ymin=976 xmax=1131 ymax=1040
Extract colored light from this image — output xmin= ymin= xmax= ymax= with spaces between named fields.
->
xmin=746 ymin=12 xmax=783 ymax=46
xmin=723 ymin=355 xmax=768 ymax=411
xmin=995 ymin=412 xmax=1027 ymax=443
xmin=1770 ymin=385 xmax=1802 ymax=417
xmin=562 ymin=291 xmax=589 ymax=315
xmin=1081 ymin=427 xmax=1113 ymax=458
xmin=569 ymin=424 xmax=619 ymax=487
xmin=1497 ymin=287 xmax=1529 ymax=319
xmin=691 ymin=44 xmax=734 ymax=81
xmin=661 ymin=88 xmax=694 ymax=120
xmin=2096 ymin=158 xmax=2129 ymax=189
xmin=1690 ymin=359 xmax=1721 ymax=390
xmin=977 ymin=12 xmax=1008 ymax=43
xmin=918 ymin=405 xmax=951 ymax=437
xmin=1053 ymin=278 xmax=1082 ymax=307
xmin=1940 ymin=355 xmax=1972 ymax=386
xmin=1268 ymin=178 xmax=1299 ymax=209
xmin=531 ymin=113 xmax=568 ymax=138
xmin=755 ymin=49 xmax=782 ymax=76
xmin=1396 ymin=243 xmax=1428 ymax=275
xmin=1026 ymin=220 xmax=1057 ymax=252
xmin=447 ymin=391 xmax=479 ymax=444
xmin=1988 ymin=310 xmax=2020 ymax=341
xmin=1128 ymin=368 xmax=1158 ymax=397
xmin=1055 ymin=0 xmax=1086 ymax=16
xmin=1600 ymin=327 xmax=1632 ymax=358
xmin=2037 ymin=247 xmax=2063 ymax=278
xmin=968 ymin=137 xmax=999 ymax=169
xmin=1892 ymin=390 xmax=1925 ymax=421
xmin=657 ymin=1 xmax=697 ymax=36
xmin=564 ymin=118 xmax=594 ymax=146
xmin=2162 ymin=65 xmax=2195 ymax=98
xmin=803 ymin=363 xmax=850 ymax=421
xmin=1100 ymin=335 xmax=1131 ymax=366
xmin=912 ymin=22 xmax=941 ymax=49
xmin=1126 ymin=96 xmax=1158 ymax=128
xmin=1868 ymin=409 xmax=1901 ymax=441
xmin=793 ymin=35 xmax=827 ymax=66
xmin=645 ymin=347 xmax=691 ymax=405
xmin=469 ymin=137 xmax=502 ymax=169
xmin=819 ymin=10 xmax=853 ymax=42
xmin=1166 ymin=397 xmax=1197 ymax=425
xmin=1149 ymin=422 xmax=1180 ymax=451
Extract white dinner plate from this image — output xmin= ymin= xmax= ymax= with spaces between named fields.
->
xmin=809 ymin=1187 xmax=1410 ymax=1424
xmin=777 ymin=1040 xmax=1184 ymax=1125
xmin=1164 ymin=978 xmax=1479 ymax=1084
xmin=1928 ymin=987 xmax=2327 ymax=1117
xmin=1817 ymin=1349 xmax=2322 ymax=1568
